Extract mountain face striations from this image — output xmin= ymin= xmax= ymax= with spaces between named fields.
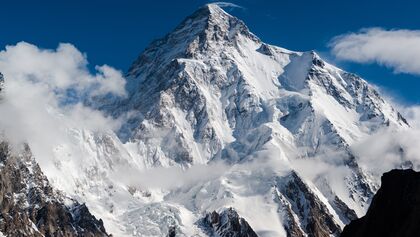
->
xmin=0 ymin=4 xmax=413 ymax=237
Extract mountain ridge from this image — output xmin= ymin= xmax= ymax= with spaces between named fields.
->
xmin=2 ymin=4 xmax=412 ymax=237
xmin=116 ymin=3 xmax=407 ymax=167
xmin=74 ymin=4 xmax=409 ymax=236
xmin=341 ymin=169 xmax=420 ymax=237
xmin=0 ymin=141 xmax=109 ymax=237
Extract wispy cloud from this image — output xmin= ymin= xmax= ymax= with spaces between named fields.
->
xmin=210 ymin=1 xmax=244 ymax=10
xmin=329 ymin=28 xmax=420 ymax=76
xmin=114 ymin=162 xmax=229 ymax=190
xmin=0 ymin=42 xmax=126 ymax=165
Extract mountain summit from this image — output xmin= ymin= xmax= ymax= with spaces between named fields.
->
xmin=116 ymin=3 xmax=407 ymax=168
xmin=19 ymin=4 xmax=411 ymax=237
xmin=127 ymin=3 xmax=258 ymax=82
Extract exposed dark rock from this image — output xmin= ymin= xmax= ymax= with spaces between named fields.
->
xmin=278 ymin=172 xmax=341 ymax=237
xmin=278 ymin=197 xmax=305 ymax=237
xmin=0 ymin=72 xmax=4 ymax=92
xmin=397 ymin=112 xmax=409 ymax=126
xmin=0 ymin=142 xmax=109 ymax=237
xmin=341 ymin=169 xmax=420 ymax=237
xmin=333 ymin=196 xmax=358 ymax=223
xmin=166 ymin=225 xmax=176 ymax=237
xmin=199 ymin=207 xmax=258 ymax=237
xmin=311 ymin=52 xmax=325 ymax=67
xmin=257 ymin=43 xmax=274 ymax=56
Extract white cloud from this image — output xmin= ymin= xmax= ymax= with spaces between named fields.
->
xmin=351 ymin=127 xmax=420 ymax=177
xmin=210 ymin=2 xmax=244 ymax=9
xmin=348 ymin=101 xmax=420 ymax=178
xmin=116 ymin=162 xmax=229 ymax=190
xmin=329 ymin=28 xmax=420 ymax=75
xmin=329 ymin=28 xmax=420 ymax=176
xmin=0 ymin=42 xmax=126 ymax=165
xmin=0 ymin=42 xmax=126 ymax=98
xmin=399 ymin=105 xmax=420 ymax=129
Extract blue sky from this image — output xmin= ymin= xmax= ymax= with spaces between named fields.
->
xmin=0 ymin=0 xmax=419 ymax=104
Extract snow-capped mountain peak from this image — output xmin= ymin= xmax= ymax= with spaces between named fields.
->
xmin=117 ymin=4 xmax=407 ymax=168
xmin=126 ymin=3 xmax=258 ymax=87
xmin=19 ymin=4 xmax=411 ymax=237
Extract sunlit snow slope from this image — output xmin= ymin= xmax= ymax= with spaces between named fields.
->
xmin=34 ymin=4 xmax=409 ymax=237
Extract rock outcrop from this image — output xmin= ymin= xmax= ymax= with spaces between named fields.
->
xmin=199 ymin=208 xmax=258 ymax=237
xmin=0 ymin=142 xmax=109 ymax=237
xmin=277 ymin=172 xmax=342 ymax=237
xmin=341 ymin=169 xmax=420 ymax=237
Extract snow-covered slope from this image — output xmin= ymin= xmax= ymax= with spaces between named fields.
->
xmin=26 ymin=4 xmax=410 ymax=237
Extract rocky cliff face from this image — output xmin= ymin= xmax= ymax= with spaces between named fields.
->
xmin=198 ymin=208 xmax=258 ymax=237
xmin=0 ymin=142 xmax=108 ymax=237
xmin=276 ymin=172 xmax=342 ymax=237
xmin=341 ymin=169 xmax=420 ymax=237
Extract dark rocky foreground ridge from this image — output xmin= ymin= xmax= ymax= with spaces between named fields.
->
xmin=0 ymin=142 xmax=109 ymax=237
xmin=341 ymin=169 xmax=420 ymax=237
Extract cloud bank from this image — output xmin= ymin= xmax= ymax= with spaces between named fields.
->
xmin=0 ymin=42 xmax=126 ymax=99
xmin=329 ymin=28 xmax=420 ymax=75
xmin=0 ymin=42 xmax=126 ymax=164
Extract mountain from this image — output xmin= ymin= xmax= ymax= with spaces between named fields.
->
xmin=0 ymin=141 xmax=108 ymax=237
xmin=341 ymin=169 xmax=420 ymax=237
xmin=6 ymin=4 xmax=411 ymax=237
xmin=117 ymin=4 xmax=407 ymax=168
xmin=198 ymin=208 xmax=258 ymax=237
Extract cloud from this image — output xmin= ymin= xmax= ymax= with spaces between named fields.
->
xmin=115 ymin=162 xmax=229 ymax=190
xmin=0 ymin=42 xmax=126 ymax=165
xmin=0 ymin=42 xmax=126 ymax=99
xmin=210 ymin=2 xmax=244 ymax=9
xmin=351 ymin=127 xmax=420 ymax=177
xmin=399 ymin=105 xmax=420 ymax=129
xmin=348 ymin=100 xmax=420 ymax=178
xmin=329 ymin=28 xmax=420 ymax=75
xmin=328 ymin=28 xmax=420 ymax=177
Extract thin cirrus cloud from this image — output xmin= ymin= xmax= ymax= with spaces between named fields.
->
xmin=211 ymin=1 xmax=244 ymax=9
xmin=329 ymin=28 xmax=420 ymax=76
